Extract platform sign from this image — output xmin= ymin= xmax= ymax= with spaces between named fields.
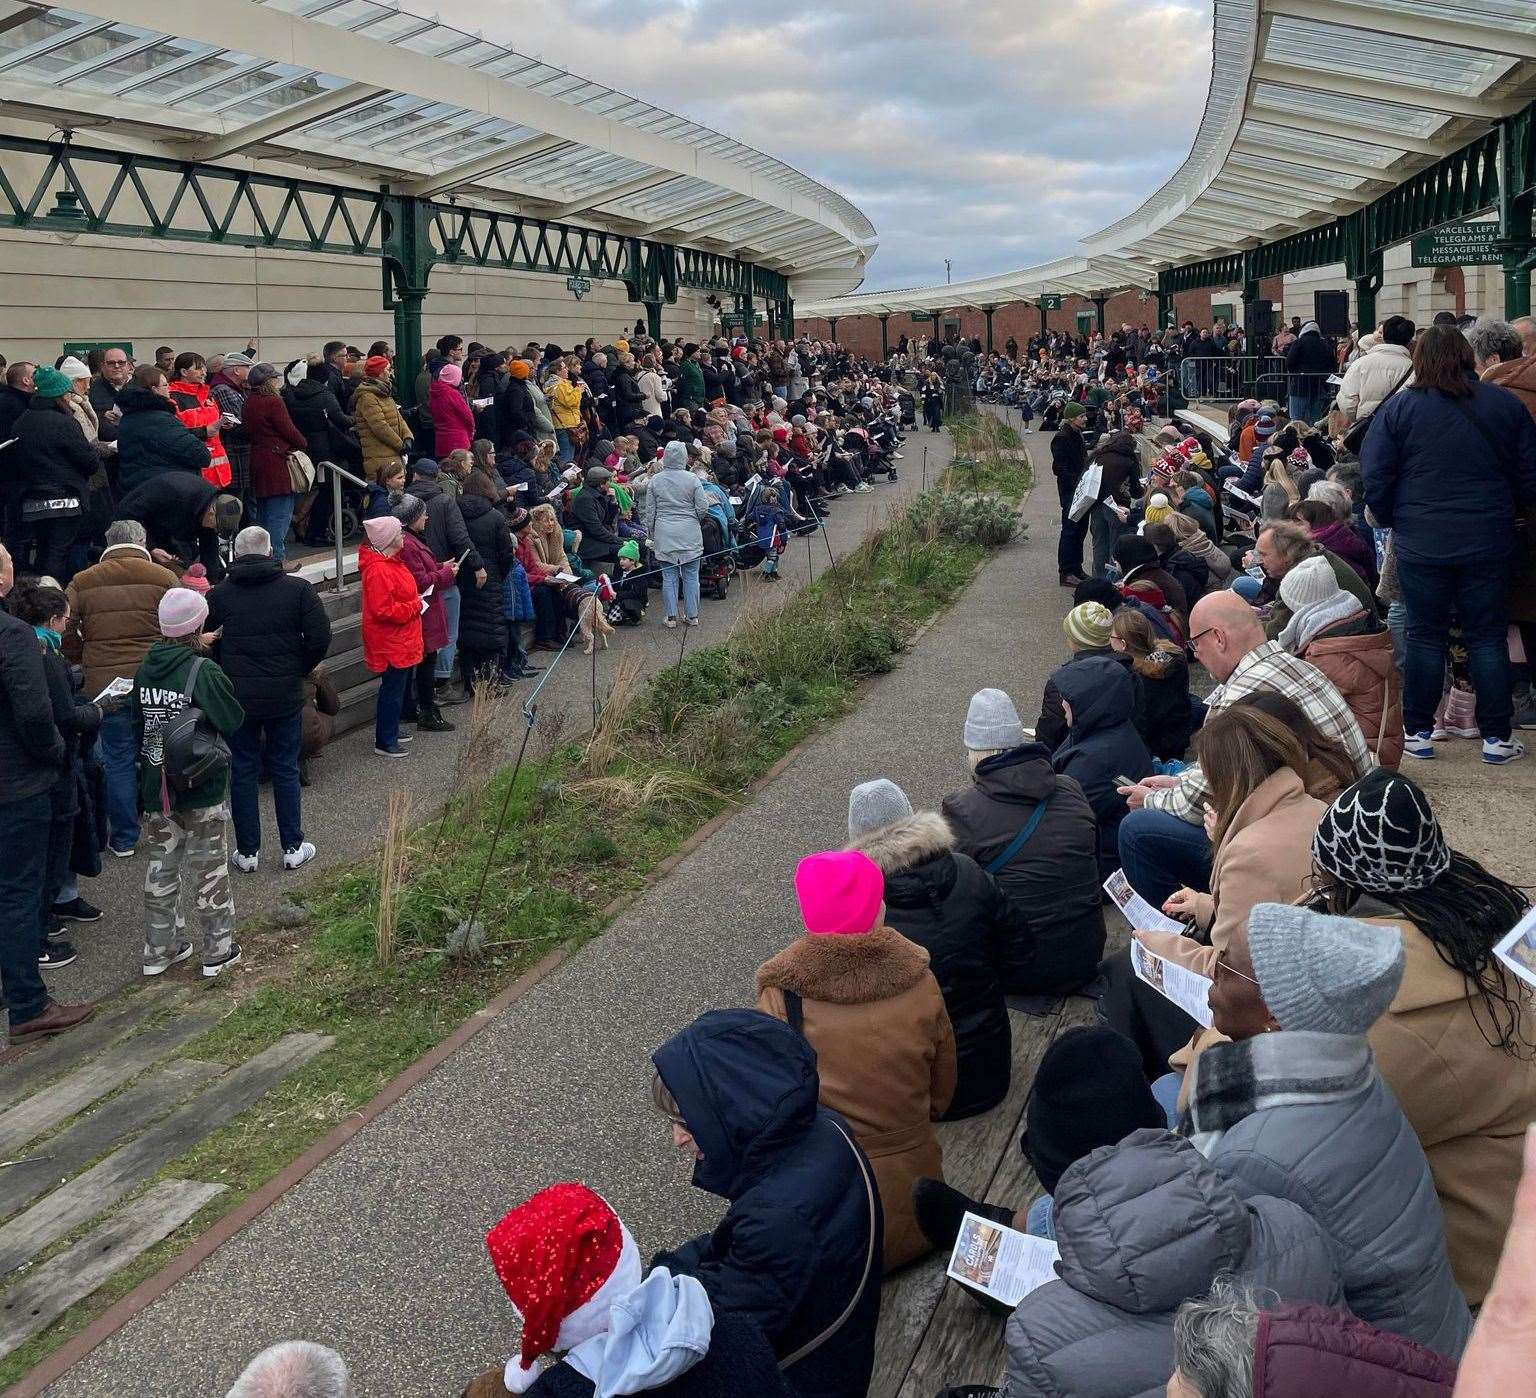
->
xmin=720 ymin=311 xmax=759 ymax=329
xmin=565 ymin=275 xmax=592 ymax=299
xmin=908 ymin=310 xmax=933 ymax=321
xmin=1038 ymin=294 xmax=1063 ymax=310
xmin=62 ymin=340 xmax=132 ymax=358
xmin=1411 ymin=220 xmax=1502 ymax=268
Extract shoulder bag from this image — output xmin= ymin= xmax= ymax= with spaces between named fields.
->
xmin=983 ymin=795 xmax=1051 ymax=875
xmin=1340 ymin=365 xmax=1412 ymax=455
xmin=286 ymin=448 xmax=316 ymax=493
xmin=775 ymin=987 xmax=879 ymax=1373
xmin=164 ymin=656 xmax=231 ymax=794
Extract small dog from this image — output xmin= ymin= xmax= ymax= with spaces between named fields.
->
xmin=576 ymin=589 xmax=614 ymax=654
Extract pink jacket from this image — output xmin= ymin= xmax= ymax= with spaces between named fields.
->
xmin=398 ymin=529 xmax=455 ymax=653
xmin=429 ymin=378 xmax=475 ymax=458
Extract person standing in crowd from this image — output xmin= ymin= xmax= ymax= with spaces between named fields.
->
xmin=1307 ymin=768 xmax=1536 ymax=1307
xmin=358 ymin=515 xmax=424 ymax=759
xmin=167 ymin=352 xmax=232 ymax=488
xmin=410 ymin=456 xmax=482 ymax=704
xmin=0 ymin=545 xmax=95 ymax=1044
xmin=1051 ymin=401 xmax=1088 ymax=587
xmin=1284 ymin=321 xmax=1336 ymax=424
xmin=1084 ymin=427 xmax=1139 ymax=579
xmin=545 ymin=359 xmax=585 ymax=464
xmin=115 ymin=364 xmax=211 ymax=493
xmin=845 ymin=779 xmax=1011 ymax=1120
xmin=1362 ymin=323 xmax=1536 ymax=765
xmin=1188 ymin=905 xmax=1472 ymax=1358
xmin=208 ymin=526 xmax=330 ymax=875
xmin=454 ymin=471 xmax=515 ymax=690
xmin=10 ymin=366 xmax=99 ymax=584
xmin=242 ymin=363 xmax=310 ymax=562
xmin=1334 ymin=315 xmax=1414 ymax=426
xmin=942 ymin=688 xmax=1103 ymax=996
xmin=132 ymin=588 xmax=245 ymax=979
xmin=352 ymin=354 xmax=412 ymax=481
xmin=650 ymin=1010 xmax=882 ymax=1398
xmin=756 ymin=850 xmax=955 ymax=1273
xmin=642 ymin=441 xmax=712 ymax=627
xmin=677 ymin=343 xmax=706 ymax=410
xmin=64 ymin=518 xmax=178 ymax=858
xmin=394 ymin=493 xmax=458 ymax=734
xmin=89 ymin=346 xmax=131 ymax=447
xmin=431 ymin=361 xmax=476 ymax=461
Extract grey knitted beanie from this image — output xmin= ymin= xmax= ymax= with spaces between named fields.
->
xmin=964 ymin=688 xmax=1026 ymax=752
xmin=1246 ymin=902 xmax=1405 ymax=1035
xmin=847 ymin=779 xmax=915 ymax=840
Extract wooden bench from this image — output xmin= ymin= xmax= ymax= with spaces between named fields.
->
xmin=869 ymin=993 xmax=1101 ymax=1397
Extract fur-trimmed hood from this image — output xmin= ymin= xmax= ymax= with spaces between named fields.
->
xmin=756 ymin=924 xmax=931 ymax=1005
xmin=846 ymin=811 xmax=954 ymax=875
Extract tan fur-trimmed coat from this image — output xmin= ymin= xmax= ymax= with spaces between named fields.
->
xmin=757 ymin=925 xmax=956 ymax=1272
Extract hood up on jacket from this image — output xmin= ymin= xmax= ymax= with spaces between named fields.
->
xmin=652 ymin=1009 xmax=820 ymax=1200
xmin=972 ymin=742 xmax=1058 ymax=803
xmin=565 ymin=1268 xmax=714 ymax=1398
xmin=118 ymin=384 xmax=177 ymax=418
xmin=1051 ymin=1129 xmax=1249 ymax=1314
xmin=1050 ymin=654 xmax=1136 ymax=741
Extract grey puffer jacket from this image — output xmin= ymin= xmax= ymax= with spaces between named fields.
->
xmin=1202 ymin=1055 xmax=1472 ymax=1360
xmin=1004 ymin=1130 xmax=1343 ymax=1398
xmin=642 ymin=464 xmax=712 ymax=564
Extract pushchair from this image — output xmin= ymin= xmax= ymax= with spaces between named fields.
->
xmin=898 ymin=389 xmax=916 ymax=427
xmin=697 ymin=513 xmax=735 ymax=600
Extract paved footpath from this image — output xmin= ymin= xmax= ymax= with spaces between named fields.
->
xmin=46 ymin=430 xmax=1068 ymax=1397
xmin=41 ymin=430 xmax=962 ymax=1019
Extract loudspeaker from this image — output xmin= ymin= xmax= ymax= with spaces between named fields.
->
xmin=1314 ymin=289 xmax=1350 ymax=337
xmin=1245 ymin=299 xmax=1273 ymax=340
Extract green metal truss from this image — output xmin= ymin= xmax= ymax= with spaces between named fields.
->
xmin=0 ymin=133 xmax=801 ymax=404
xmin=1156 ymin=100 xmax=1536 ymax=326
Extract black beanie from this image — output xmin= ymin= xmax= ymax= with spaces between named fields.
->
xmin=1020 ymin=1026 xmax=1166 ymax=1194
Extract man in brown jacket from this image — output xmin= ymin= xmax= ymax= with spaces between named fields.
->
xmin=64 ymin=518 xmax=178 ymax=856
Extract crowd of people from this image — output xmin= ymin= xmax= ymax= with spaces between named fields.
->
xmin=7 ymin=304 xmax=1536 ymax=1398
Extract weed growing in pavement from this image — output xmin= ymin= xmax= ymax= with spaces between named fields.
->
xmin=0 ymin=423 xmax=1033 ymax=1390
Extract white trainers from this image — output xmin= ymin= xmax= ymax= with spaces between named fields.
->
xmin=283 ymin=841 xmax=317 ymax=870
xmin=231 ymin=851 xmax=258 ymax=874
xmin=1402 ymin=730 xmax=1436 ymax=760
xmin=1483 ymin=737 xmax=1527 ymax=766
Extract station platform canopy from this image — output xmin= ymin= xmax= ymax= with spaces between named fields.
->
xmin=0 ymin=0 xmax=876 ymax=293
xmin=801 ymin=0 xmax=1536 ymax=319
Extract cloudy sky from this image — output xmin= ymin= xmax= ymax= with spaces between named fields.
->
xmin=460 ymin=0 xmax=1212 ymax=292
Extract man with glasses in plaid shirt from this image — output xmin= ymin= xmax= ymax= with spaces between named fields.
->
xmin=1117 ymin=590 xmax=1372 ymax=909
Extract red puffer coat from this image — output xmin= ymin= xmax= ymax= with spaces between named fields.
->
xmin=358 ymin=544 xmax=424 ymax=673
xmin=168 ymin=379 xmax=231 ymax=488
xmin=1254 ymin=1303 xmax=1455 ymax=1396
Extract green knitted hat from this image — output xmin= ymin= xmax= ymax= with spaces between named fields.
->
xmin=31 ymin=367 xmax=72 ymax=399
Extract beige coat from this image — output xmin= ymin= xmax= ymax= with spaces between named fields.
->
xmin=757 ymin=925 xmax=956 ymax=1272
xmin=1137 ymin=767 xmax=1323 ymax=1075
xmin=1361 ymin=906 xmax=1536 ymax=1305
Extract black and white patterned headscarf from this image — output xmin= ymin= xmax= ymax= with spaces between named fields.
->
xmin=1313 ymin=768 xmax=1451 ymax=893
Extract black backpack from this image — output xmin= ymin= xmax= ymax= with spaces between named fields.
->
xmin=164 ymin=656 xmax=230 ymax=793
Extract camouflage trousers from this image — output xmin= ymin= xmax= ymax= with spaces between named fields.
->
xmin=143 ymin=803 xmax=234 ymax=967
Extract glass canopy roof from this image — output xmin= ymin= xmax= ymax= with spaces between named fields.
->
xmin=801 ymin=0 xmax=1536 ymax=316
xmin=0 ymin=0 xmax=875 ymax=286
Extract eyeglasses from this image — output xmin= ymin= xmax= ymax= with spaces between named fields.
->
xmin=1214 ymin=952 xmax=1260 ymax=987
xmin=1188 ymin=626 xmax=1219 ymax=647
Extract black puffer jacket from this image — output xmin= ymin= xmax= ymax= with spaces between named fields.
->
xmin=12 ymin=402 xmax=98 ymax=503
xmin=0 ymin=611 xmax=66 ymax=803
xmin=1088 ymin=431 xmax=1141 ymax=506
xmin=113 ymin=473 xmax=226 ymax=582
xmin=206 ymin=556 xmax=331 ymax=720
xmin=494 ymin=378 xmax=537 ymax=449
xmin=612 ymin=363 xmax=646 ymax=426
xmin=652 ymin=1011 xmax=881 ymax=1398
xmin=455 ymin=494 xmax=515 ymax=654
xmin=848 ymin=811 xmax=1011 ymax=1119
xmin=1129 ymin=647 xmax=1193 ymax=761
xmin=941 ymin=743 xmax=1103 ymax=996
xmin=284 ymin=378 xmax=353 ymax=466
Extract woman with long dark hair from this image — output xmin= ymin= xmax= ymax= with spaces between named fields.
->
xmin=1307 ymin=765 xmax=1535 ymax=1306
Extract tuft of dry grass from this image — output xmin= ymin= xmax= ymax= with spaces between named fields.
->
xmin=566 ymin=768 xmax=724 ymax=820
xmin=583 ymin=649 xmax=646 ymax=776
xmin=374 ymin=788 xmax=412 ymax=965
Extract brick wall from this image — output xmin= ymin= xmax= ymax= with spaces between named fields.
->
xmin=797 ymin=279 xmax=1285 ymax=358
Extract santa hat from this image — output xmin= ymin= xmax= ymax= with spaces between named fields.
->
xmin=487 ymin=1183 xmax=642 ymax=1392
xmin=1177 ymin=437 xmax=1200 ymax=459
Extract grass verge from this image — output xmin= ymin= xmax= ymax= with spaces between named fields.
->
xmin=0 ymin=417 xmax=1031 ymax=1389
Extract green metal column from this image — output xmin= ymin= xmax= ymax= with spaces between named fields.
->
xmin=645 ymin=301 xmax=663 ymax=339
xmin=984 ymin=306 xmax=995 ymax=354
xmin=1038 ymin=301 xmax=1049 ymax=339
xmin=1353 ymin=269 xmax=1382 ymax=335
xmin=783 ymin=298 xmax=795 ymax=339
xmin=1092 ymin=296 xmax=1107 ymax=335
xmin=879 ymin=314 xmax=890 ymax=359
xmin=1156 ymin=290 xmax=1175 ymax=332
xmin=381 ymin=193 xmax=433 ymax=413
xmin=1501 ymin=120 xmax=1535 ymax=319
xmin=827 ymin=316 xmax=839 ymax=343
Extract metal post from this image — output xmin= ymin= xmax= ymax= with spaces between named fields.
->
xmin=879 ymin=314 xmax=890 ymax=360
xmin=1501 ymin=120 xmax=1535 ymax=319
xmin=783 ymin=297 xmax=795 ymax=339
xmin=1092 ymin=295 xmax=1107 ymax=335
xmin=1156 ymin=289 xmax=1174 ymax=332
xmin=1353 ymin=271 xmax=1382 ymax=336
xmin=331 ymin=465 xmax=345 ymax=591
xmin=645 ymin=300 xmax=663 ymax=339
xmin=827 ymin=316 xmax=839 ymax=343
xmin=984 ymin=307 xmax=995 ymax=354
xmin=1038 ymin=301 xmax=1048 ymax=339
xmin=382 ymin=193 xmax=433 ymax=413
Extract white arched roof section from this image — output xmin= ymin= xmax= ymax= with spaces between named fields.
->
xmin=801 ymin=0 xmax=1536 ymax=319
xmin=0 ymin=0 xmax=876 ymax=290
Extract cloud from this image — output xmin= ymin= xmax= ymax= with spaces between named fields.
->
xmin=432 ymin=0 xmax=1212 ymax=291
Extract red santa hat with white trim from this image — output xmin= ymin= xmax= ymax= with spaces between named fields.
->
xmin=486 ymin=1182 xmax=642 ymax=1392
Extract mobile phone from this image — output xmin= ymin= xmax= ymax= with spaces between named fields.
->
xmin=1115 ymin=774 xmax=1138 ymax=788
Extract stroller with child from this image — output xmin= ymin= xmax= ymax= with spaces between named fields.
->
xmin=697 ymin=512 xmax=736 ymax=600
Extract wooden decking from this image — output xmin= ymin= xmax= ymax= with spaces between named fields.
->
xmin=870 ymin=993 xmax=1099 ymax=1398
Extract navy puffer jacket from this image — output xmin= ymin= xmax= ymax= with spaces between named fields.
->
xmin=651 ymin=1011 xmax=881 ymax=1398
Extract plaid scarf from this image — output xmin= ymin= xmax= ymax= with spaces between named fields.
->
xmin=1179 ymin=1031 xmax=1374 ymax=1157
